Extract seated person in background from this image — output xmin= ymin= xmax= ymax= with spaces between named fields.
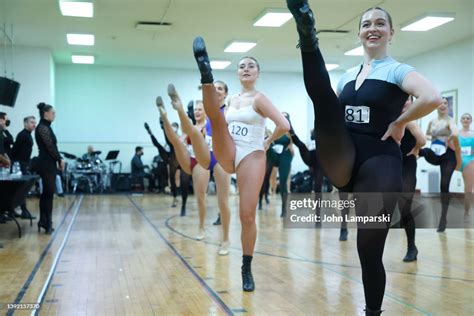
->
xmin=82 ymin=145 xmax=96 ymax=160
xmin=131 ymin=146 xmax=155 ymax=192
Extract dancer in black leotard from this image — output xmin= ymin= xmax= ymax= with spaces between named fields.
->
xmin=287 ymin=1 xmax=441 ymax=314
xmin=144 ymin=122 xmax=190 ymax=215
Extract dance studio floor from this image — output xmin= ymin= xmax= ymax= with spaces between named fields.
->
xmin=0 ymin=194 xmax=472 ymax=315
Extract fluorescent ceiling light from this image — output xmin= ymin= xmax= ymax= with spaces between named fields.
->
xmin=224 ymin=41 xmax=257 ymax=53
xmin=326 ymin=64 xmax=339 ymax=71
xmin=59 ymin=1 xmax=93 ymax=18
xmin=72 ymin=55 xmax=94 ymax=64
xmin=67 ymin=33 xmax=95 ymax=46
xmin=254 ymin=11 xmax=292 ymax=27
xmin=401 ymin=15 xmax=454 ymax=31
xmin=210 ymin=60 xmax=231 ymax=70
xmin=344 ymin=46 xmax=364 ymax=56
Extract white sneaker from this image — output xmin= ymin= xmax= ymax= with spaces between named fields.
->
xmin=195 ymin=229 xmax=205 ymax=240
xmin=218 ymin=241 xmax=229 ymax=256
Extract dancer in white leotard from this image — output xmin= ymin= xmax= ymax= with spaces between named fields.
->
xmin=193 ymin=38 xmax=290 ymax=292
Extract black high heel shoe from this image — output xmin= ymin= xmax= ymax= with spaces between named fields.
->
xmin=193 ymin=36 xmax=214 ymax=84
xmin=286 ymin=0 xmax=319 ymax=51
xmin=37 ymin=222 xmax=55 ymax=234
xmin=37 ymin=222 xmax=47 ymax=232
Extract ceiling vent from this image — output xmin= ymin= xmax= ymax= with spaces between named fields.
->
xmin=135 ymin=21 xmax=172 ymax=32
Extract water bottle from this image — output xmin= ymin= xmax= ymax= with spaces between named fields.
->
xmin=0 ymin=166 xmax=9 ymax=179
xmin=11 ymin=161 xmax=22 ymax=178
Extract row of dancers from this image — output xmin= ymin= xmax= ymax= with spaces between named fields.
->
xmin=136 ymin=2 xmax=473 ymax=314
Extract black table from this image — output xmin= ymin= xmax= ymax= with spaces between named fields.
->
xmin=0 ymin=175 xmax=40 ymax=240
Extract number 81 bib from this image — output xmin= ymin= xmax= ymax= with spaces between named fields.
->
xmin=345 ymin=105 xmax=370 ymax=124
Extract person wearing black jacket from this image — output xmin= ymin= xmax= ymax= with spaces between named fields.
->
xmin=35 ymin=103 xmax=64 ymax=234
xmin=11 ymin=116 xmax=37 ymax=218
xmin=0 ymin=112 xmax=14 ymax=158
xmin=0 ymin=124 xmax=10 ymax=223
xmin=12 ymin=116 xmax=36 ymax=173
xmin=0 ymin=124 xmax=9 ymax=167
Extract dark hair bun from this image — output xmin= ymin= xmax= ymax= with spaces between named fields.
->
xmin=37 ymin=102 xmax=46 ymax=110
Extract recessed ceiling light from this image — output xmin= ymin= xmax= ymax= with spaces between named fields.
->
xmin=67 ymin=33 xmax=95 ymax=46
xmin=59 ymin=1 xmax=93 ymax=18
xmin=72 ymin=55 xmax=94 ymax=64
xmin=224 ymin=41 xmax=257 ymax=53
xmin=210 ymin=60 xmax=231 ymax=70
xmin=401 ymin=15 xmax=454 ymax=31
xmin=344 ymin=46 xmax=364 ymax=56
xmin=326 ymin=64 xmax=339 ymax=71
xmin=254 ymin=10 xmax=293 ymax=27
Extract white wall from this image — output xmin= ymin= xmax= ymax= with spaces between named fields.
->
xmin=406 ymin=36 xmax=473 ymax=192
xmin=4 ymin=39 xmax=471 ymax=193
xmin=0 ymin=46 xmax=55 ymax=138
xmin=55 ymin=64 xmax=314 ymax=172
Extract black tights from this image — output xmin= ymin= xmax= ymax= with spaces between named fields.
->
xmin=259 ymin=159 xmax=273 ymax=204
xmin=39 ymin=169 xmax=55 ymax=229
xmin=151 ymin=134 xmax=179 ymax=198
xmin=168 ymin=156 xmax=179 ymax=198
xmin=419 ymin=148 xmax=456 ymax=225
xmin=398 ymin=158 xmax=417 ymax=246
xmin=301 ymin=49 xmax=402 ymax=311
xmin=180 ymin=170 xmax=191 ymax=213
xmin=291 ymin=133 xmax=325 ymax=213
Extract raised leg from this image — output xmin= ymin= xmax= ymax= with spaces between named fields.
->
xmin=202 ymin=84 xmax=236 ymax=173
xmin=168 ymin=84 xmax=212 ymax=168
xmin=156 ymin=96 xmax=192 ymax=174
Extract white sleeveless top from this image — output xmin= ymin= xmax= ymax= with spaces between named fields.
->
xmin=226 ymin=105 xmax=266 ymax=146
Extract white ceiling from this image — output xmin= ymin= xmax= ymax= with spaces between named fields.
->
xmin=1 ymin=0 xmax=473 ymax=72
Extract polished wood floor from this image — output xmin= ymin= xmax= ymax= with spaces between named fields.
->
xmin=0 ymin=193 xmax=472 ymax=315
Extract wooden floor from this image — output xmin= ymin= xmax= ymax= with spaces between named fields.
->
xmin=0 ymin=193 xmax=473 ymax=316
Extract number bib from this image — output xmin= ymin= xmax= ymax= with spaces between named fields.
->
xmin=430 ymin=139 xmax=446 ymax=156
xmin=461 ymin=146 xmax=471 ymax=156
xmin=228 ymin=122 xmax=251 ymax=142
xmin=205 ymin=135 xmax=213 ymax=149
xmin=345 ymin=105 xmax=370 ymax=124
xmin=187 ymin=144 xmax=195 ymax=157
xmin=272 ymin=144 xmax=284 ymax=154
